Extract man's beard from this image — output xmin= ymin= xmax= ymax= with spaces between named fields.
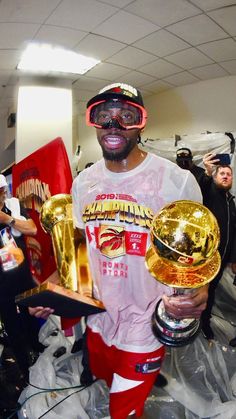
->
xmin=101 ymin=140 xmax=136 ymax=162
xmin=216 ymin=182 xmax=232 ymax=191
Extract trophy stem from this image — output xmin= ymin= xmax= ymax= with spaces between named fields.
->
xmin=152 ymin=288 xmax=201 ymax=347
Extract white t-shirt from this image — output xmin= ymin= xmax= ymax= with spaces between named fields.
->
xmin=72 ymin=153 xmax=202 ymax=353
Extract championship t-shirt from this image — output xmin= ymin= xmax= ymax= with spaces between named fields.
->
xmin=72 ymin=153 xmax=202 ymax=353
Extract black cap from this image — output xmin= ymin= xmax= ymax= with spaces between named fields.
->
xmin=87 ymin=82 xmax=145 ymax=109
xmin=176 ymin=148 xmax=192 ymax=158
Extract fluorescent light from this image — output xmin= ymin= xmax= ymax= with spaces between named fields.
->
xmin=17 ymin=43 xmax=100 ymax=75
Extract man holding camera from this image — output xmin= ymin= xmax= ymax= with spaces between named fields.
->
xmin=199 ymin=153 xmax=236 ymax=341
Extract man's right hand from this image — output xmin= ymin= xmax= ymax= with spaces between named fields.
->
xmin=28 ymin=306 xmax=54 ymax=319
xmin=202 ymin=153 xmax=219 ymax=176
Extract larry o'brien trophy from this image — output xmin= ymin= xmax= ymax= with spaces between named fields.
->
xmin=15 ymin=194 xmax=105 ymax=318
xmin=145 ymin=200 xmax=221 ymax=347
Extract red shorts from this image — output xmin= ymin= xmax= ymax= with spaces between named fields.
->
xmin=86 ymin=327 xmax=165 ymax=419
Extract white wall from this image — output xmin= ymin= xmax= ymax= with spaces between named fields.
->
xmin=77 ymin=75 xmax=236 ymax=163
xmin=143 ymin=75 xmax=236 ymax=140
xmin=16 ymin=77 xmax=73 ymax=164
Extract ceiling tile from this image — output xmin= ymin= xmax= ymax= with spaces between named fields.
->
xmin=116 ymin=71 xmax=156 ymax=86
xmin=133 ymin=29 xmax=189 ymax=57
xmin=125 ymin=0 xmax=201 ymax=27
xmin=3 ymin=85 xmax=18 ymax=98
xmin=0 ymin=0 xmax=61 ymax=23
xmin=94 ymin=10 xmax=159 ymax=43
xmin=85 ymin=62 xmax=130 ymax=80
xmin=97 ymin=0 xmax=133 ymax=6
xmin=139 ymin=58 xmax=183 ymax=78
xmin=166 ymin=48 xmax=213 ymax=69
xmin=34 ymin=25 xmax=87 ymax=49
xmin=75 ymin=34 xmax=125 ymax=61
xmin=220 ymin=59 xmax=236 ymax=74
xmin=141 ymin=79 xmax=173 ymax=93
xmin=167 ymin=14 xmax=228 ymax=45
xmin=163 ymin=71 xmax=200 ymax=86
xmin=198 ymin=38 xmax=236 ymax=61
xmin=208 ymin=5 xmax=236 ymax=36
xmin=0 ymin=23 xmax=40 ymax=49
xmin=73 ymin=89 xmax=95 ymax=102
xmin=106 ymin=46 xmax=156 ymax=69
xmin=73 ymin=77 xmax=111 ymax=90
xmin=190 ymin=0 xmax=236 ymax=12
xmin=0 ymin=51 xmax=22 ymax=70
xmin=46 ymin=0 xmax=118 ymax=31
xmin=0 ymin=72 xmax=10 ymax=86
xmin=189 ymin=63 xmax=228 ymax=79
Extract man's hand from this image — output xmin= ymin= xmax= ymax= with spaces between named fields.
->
xmin=162 ymin=285 xmax=208 ymax=319
xmin=202 ymin=153 xmax=218 ymax=176
xmin=7 ymin=245 xmax=24 ymax=265
xmin=28 ymin=306 xmax=55 ymax=319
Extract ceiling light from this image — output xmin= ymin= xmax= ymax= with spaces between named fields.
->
xmin=17 ymin=43 xmax=100 ymax=75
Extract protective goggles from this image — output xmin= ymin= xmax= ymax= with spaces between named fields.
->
xmin=86 ymin=99 xmax=147 ymax=130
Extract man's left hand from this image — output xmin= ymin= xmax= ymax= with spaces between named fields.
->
xmin=162 ymin=285 xmax=208 ymax=319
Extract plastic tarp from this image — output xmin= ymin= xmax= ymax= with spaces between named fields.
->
xmin=17 ymin=268 xmax=236 ymax=419
xmin=141 ymin=131 xmax=236 ymax=196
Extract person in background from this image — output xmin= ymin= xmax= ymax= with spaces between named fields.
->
xmin=198 ymin=154 xmax=236 ymax=341
xmin=176 ymin=148 xmax=205 ymax=183
xmin=0 ymin=174 xmax=42 ymax=381
xmin=30 ymin=83 xmax=209 ymax=419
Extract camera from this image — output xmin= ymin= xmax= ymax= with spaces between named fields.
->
xmin=214 ymin=154 xmax=231 ymax=165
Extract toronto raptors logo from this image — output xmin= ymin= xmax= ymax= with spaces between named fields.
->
xmin=98 ymin=225 xmax=125 ymax=258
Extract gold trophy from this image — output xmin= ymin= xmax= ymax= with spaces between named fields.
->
xmin=15 ymin=194 xmax=105 ymax=317
xmin=145 ymin=200 xmax=221 ymax=347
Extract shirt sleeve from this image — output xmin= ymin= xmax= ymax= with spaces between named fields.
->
xmin=179 ymin=171 xmax=203 ymax=203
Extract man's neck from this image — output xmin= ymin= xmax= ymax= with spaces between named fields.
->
xmin=104 ymin=147 xmax=147 ymax=173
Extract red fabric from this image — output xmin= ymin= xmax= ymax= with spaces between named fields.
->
xmin=12 ymin=138 xmax=80 ymax=329
xmin=12 ymin=137 xmax=73 ymax=283
xmin=87 ymin=327 xmax=165 ymax=419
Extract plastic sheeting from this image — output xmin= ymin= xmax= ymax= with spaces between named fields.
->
xmin=141 ymin=131 xmax=236 ymax=196
xmin=17 ymin=316 xmax=110 ymax=419
xmin=147 ymin=267 xmax=236 ymax=419
xmin=17 ymin=269 xmax=236 ymax=419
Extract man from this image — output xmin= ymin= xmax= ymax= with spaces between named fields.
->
xmin=199 ymin=153 xmax=236 ymax=341
xmin=176 ymin=147 xmax=205 ymax=183
xmin=32 ymin=83 xmax=208 ymax=419
xmin=0 ymin=174 xmax=41 ymax=380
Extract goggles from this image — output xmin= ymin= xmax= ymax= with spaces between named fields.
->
xmin=86 ymin=99 xmax=147 ymax=130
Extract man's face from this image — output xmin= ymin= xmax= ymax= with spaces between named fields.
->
xmin=0 ymin=187 xmax=7 ymax=206
xmin=95 ymin=103 xmax=141 ymax=161
xmin=214 ymin=166 xmax=233 ymax=191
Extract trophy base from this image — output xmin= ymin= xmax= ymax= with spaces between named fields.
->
xmin=152 ymin=300 xmax=201 ymax=347
xmin=15 ymin=282 xmax=105 ymax=318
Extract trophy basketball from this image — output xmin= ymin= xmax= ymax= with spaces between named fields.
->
xmin=15 ymin=194 xmax=105 ymax=317
xmin=145 ymin=200 xmax=221 ymax=347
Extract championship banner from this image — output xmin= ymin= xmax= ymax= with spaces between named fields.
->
xmin=12 ymin=137 xmax=73 ymax=284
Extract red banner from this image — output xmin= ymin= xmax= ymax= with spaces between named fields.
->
xmin=12 ymin=137 xmax=73 ymax=284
